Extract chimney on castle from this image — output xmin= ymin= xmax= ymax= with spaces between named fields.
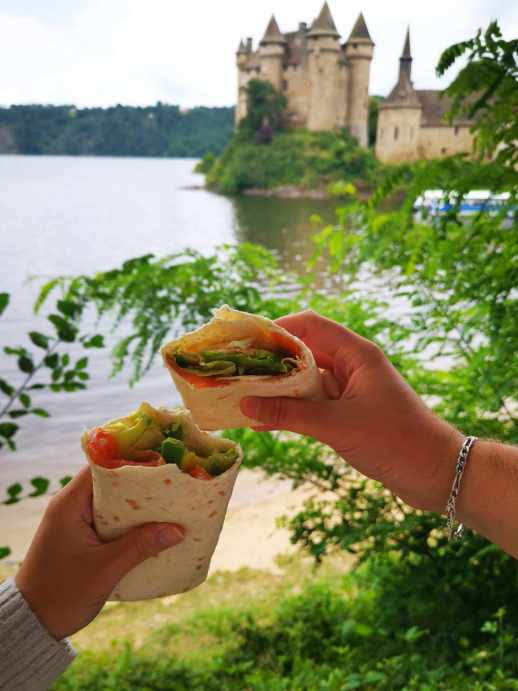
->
xmin=299 ymin=22 xmax=308 ymax=32
xmin=246 ymin=37 xmax=253 ymax=53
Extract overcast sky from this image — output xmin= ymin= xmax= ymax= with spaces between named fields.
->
xmin=0 ymin=0 xmax=516 ymax=109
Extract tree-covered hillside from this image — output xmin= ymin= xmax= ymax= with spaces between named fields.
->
xmin=0 ymin=103 xmax=235 ymax=157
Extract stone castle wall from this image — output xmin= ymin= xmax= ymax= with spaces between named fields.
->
xmin=376 ymin=106 xmax=421 ymax=163
xmin=417 ymin=125 xmax=474 ymax=159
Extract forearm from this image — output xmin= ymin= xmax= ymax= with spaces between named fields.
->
xmin=455 ymin=439 xmax=518 ymax=558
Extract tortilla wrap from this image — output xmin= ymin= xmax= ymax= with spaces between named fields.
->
xmin=162 ymin=306 xmax=323 ymax=430
xmin=82 ymin=408 xmax=242 ymax=601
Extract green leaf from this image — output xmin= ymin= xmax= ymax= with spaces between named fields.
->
xmin=34 ymin=278 xmax=61 ymax=314
xmin=48 ymin=314 xmax=78 ymax=343
xmin=4 ymin=483 xmax=22 ymax=504
xmin=0 ymin=547 xmax=11 ymax=560
xmin=29 ymin=477 xmax=50 ymax=497
xmin=19 ymin=392 xmax=31 ymax=408
xmin=31 ymin=408 xmax=50 ymax=418
xmin=57 ymin=299 xmax=82 ymax=319
xmin=76 ymin=357 xmax=88 ymax=370
xmin=18 ymin=356 xmax=34 ymax=374
xmin=29 ymin=331 xmax=50 ymax=349
xmin=0 ymin=378 xmax=14 ymax=397
xmin=4 ymin=346 xmax=27 ymax=357
xmin=8 ymin=410 xmax=29 ymax=418
xmin=82 ymin=334 xmax=104 ymax=349
xmin=61 ymin=353 xmax=70 ymax=367
xmin=44 ymin=353 xmax=59 ymax=369
xmin=0 ymin=423 xmax=18 ymax=439
xmin=0 ymin=292 xmax=9 ymax=317
xmin=60 ymin=475 xmax=72 ymax=487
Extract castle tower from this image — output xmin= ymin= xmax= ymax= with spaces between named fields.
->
xmin=258 ymin=15 xmax=286 ymax=91
xmin=344 ymin=13 xmax=374 ymax=147
xmin=235 ymin=40 xmax=249 ymax=123
xmin=375 ymin=28 xmax=422 ymax=163
xmin=306 ymin=2 xmax=341 ymax=131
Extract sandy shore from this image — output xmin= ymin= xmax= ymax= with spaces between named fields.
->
xmin=0 ymin=469 xmax=311 ymax=574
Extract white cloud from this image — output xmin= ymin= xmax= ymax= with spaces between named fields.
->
xmin=0 ymin=0 xmax=516 ymax=108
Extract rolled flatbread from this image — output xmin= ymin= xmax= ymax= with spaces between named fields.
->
xmin=161 ymin=306 xmax=323 ymax=430
xmin=82 ymin=405 xmax=242 ymax=601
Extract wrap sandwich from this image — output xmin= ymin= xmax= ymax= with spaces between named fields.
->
xmin=82 ymin=402 xmax=242 ymax=601
xmin=161 ymin=306 xmax=323 ymax=430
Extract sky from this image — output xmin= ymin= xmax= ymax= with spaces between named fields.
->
xmin=0 ymin=0 xmax=516 ymax=109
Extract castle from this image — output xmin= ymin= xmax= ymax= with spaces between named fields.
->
xmin=235 ymin=3 xmax=374 ymax=148
xmin=375 ymin=29 xmax=474 ymax=163
xmin=236 ymin=3 xmax=474 ymax=163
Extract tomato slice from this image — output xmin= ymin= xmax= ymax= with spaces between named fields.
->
xmin=189 ymin=464 xmax=213 ymax=481
xmin=87 ymin=429 xmax=121 ymax=468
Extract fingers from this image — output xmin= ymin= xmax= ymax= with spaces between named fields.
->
xmin=241 ymin=396 xmax=337 ymax=441
xmin=276 ymin=310 xmax=374 ymax=368
xmin=322 ymin=369 xmax=342 ymax=399
xmin=103 ymin=522 xmax=185 ymax=581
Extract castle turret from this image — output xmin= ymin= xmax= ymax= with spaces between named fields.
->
xmin=306 ymin=2 xmax=342 ymax=131
xmin=343 ymin=13 xmax=374 ymax=147
xmin=375 ymin=28 xmax=422 ymax=163
xmin=236 ymin=39 xmax=251 ymax=124
xmin=258 ymin=15 xmax=286 ymax=91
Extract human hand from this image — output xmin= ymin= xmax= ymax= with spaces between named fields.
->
xmin=241 ymin=310 xmax=463 ymax=513
xmin=15 ymin=467 xmax=185 ymax=640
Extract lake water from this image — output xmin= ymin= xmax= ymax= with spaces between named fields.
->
xmin=0 ymin=156 xmax=338 ymax=496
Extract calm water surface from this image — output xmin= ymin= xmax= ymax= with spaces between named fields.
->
xmin=0 ymin=156 xmax=338 ymax=494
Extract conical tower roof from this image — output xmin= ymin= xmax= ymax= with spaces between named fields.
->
xmin=348 ymin=12 xmax=373 ymax=42
xmin=261 ymin=14 xmax=286 ymax=44
xmin=309 ymin=2 xmax=339 ymax=37
xmin=402 ymin=27 xmax=411 ymax=58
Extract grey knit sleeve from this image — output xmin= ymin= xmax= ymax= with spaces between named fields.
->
xmin=0 ymin=578 xmax=76 ymax=691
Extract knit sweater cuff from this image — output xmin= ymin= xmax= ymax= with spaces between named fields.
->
xmin=0 ymin=578 xmax=76 ymax=691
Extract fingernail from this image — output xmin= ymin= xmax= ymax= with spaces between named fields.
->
xmin=158 ymin=525 xmax=185 ymax=547
xmin=241 ymin=397 xmax=260 ymax=418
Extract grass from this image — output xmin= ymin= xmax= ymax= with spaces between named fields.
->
xmin=71 ymin=550 xmax=353 ymax=655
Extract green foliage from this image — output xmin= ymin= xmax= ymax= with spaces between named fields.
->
xmin=32 ymin=245 xmax=283 ymax=385
xmin=437 ymin=21 xmax=518 ymax=168
xmin=238 ymin=79 xmax=287 ymax=142
xmin=0 ymin=104 xmax=235 ymax=158
xmin=194 ymin=152 xmax=216 ymax=174
xmin=53 ymin=572 xmax=518 ymax=690
xmin=207 ymin=129 xmax=381 ymax=193
xmin=0 ymin=291 xmax=104 ymax=454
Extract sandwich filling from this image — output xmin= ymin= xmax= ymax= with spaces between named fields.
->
xmin=86 ymin=402 xmax=237 ymax=479
xmin=168 ymin=338 xmax=301 ymax=379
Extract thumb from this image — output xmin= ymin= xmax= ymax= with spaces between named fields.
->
xmin=101 ymin=522 xmax=185 ymax=582
xmin=241 ymin=396 xmax=335 ymax=441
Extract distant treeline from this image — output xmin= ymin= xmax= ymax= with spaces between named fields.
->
xmin=0 ymin=103 xmax=235 ymax=157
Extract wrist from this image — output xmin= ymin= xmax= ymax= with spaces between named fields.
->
xmin=401 ymin=420 xmax=464 ymax=514
xmin=15 ymin=575 xmax=65 ymax=641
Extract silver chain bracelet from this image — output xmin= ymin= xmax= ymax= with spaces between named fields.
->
xmin=445 ymin=435 xmax=478 ymax=540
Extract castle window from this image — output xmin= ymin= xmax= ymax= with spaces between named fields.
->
xmin=282 ymin=80 xmax=288 ymax=91
xmin=454 ymin=126 xmax=459 ymax=135
xmin=394 ymin=126 xmax=399 ymax=141
xmin=441 ymin=147 xmax=447 ymax=154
